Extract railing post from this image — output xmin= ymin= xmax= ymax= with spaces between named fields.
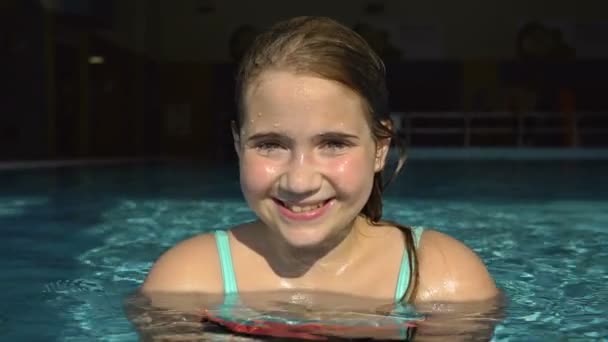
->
xmin=405 ymin=112 xmax=412 ymax=145
xmin=517 ymin=111 xmax=525 ymax=147
xmin=390 ymin=112 xmax=403 ymax=135
xmin=464 ymin=112 xmax=471 ymax=147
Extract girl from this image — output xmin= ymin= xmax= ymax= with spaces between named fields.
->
xmin=139 ymin=16 xmax=499 ymax=339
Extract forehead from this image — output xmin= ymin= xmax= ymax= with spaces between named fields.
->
xmin=243 ymin=70 xmax=370 ymax=133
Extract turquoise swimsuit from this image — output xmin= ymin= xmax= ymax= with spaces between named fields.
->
xmin=214 ymin=226 xmax=425 ymax=302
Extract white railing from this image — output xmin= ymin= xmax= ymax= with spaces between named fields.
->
xmin=390 ymin=111 xmax=607 ymax=147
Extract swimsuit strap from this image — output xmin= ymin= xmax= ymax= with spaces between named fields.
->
xmin=214 ymin=230 xmax=239 ymax=296
xmin=215 ymin=227 xmax=423 ymax=302
xmin=394 ymin=226 xmax=425 ymax=302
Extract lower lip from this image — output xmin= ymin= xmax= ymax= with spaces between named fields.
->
xmin=275 ymin=199 xmax=335 ymax=222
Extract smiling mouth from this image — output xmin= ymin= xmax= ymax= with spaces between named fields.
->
xmin=273 ymin=198 xmax=335 ymax=220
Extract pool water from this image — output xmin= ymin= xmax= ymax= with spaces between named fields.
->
xmin=1 ymin=160 xmax=607 ymax=341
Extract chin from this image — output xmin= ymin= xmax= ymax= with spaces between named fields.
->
xmin=276 ymin=225 xmax=334 ymax=249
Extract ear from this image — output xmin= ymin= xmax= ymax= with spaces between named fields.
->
xmin=374 ymin=119 xmax=393 ymax=172
xmin=231 ymin=120 xmax=241 ymax=158
xmin=374 ymin=137 xmax=391 ymax=172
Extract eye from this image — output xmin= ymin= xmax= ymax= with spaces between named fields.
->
xmin=255 ymin=141 xmax=285 ymax=152
xmin=321 ymin=139 xmax=350 ymax=151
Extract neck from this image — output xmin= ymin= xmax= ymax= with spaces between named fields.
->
xmin=267 ymin=216 xmax=367 ymax=278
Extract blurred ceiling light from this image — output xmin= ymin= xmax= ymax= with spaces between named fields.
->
xmin=88 ymin=56 xmax=105 ymax=64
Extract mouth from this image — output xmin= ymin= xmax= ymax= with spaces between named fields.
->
xmin=273 ymin=198 xmax=335 ymax=221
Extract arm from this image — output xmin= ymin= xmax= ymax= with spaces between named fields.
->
xmin=141 ymin=233 xmax=223 ymax=297
xmin=412 ymin=230 xmax=503 ymax=342
xmin=127 ymin=234 xmax=225 ymax=341
xmin=415 ymin=229 xmax=498 ymax=302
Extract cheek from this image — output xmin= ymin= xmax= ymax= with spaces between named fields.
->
xmin=240 ymin=154 xmax=278 ymax=196
xmin=328 ymin=152 xmax=375 ymax=193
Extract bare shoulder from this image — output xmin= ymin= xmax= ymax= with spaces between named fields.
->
xmin=415 ymin=229 xmax=498 ymax=302
xmin=141 ymin=232 xmax=223 ymax=295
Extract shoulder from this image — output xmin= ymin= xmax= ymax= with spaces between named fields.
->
xmin=414 ymin=229 xmax=498 ymax=302
xmin=141 ymin=231 xmax=223 ymax=295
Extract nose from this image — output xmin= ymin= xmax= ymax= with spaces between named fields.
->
xmin=278 ymin=151 xmax=322 ymax=198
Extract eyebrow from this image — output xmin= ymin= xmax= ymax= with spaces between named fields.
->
xmin=317 ymin=132 xmax=360 ymax=141
xmin=246 ymin=132 xmax=290 ymax=143
xmin=246 ymin=131 xmax=360 ymax=143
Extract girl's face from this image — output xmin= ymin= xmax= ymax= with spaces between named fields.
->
xmin=236 ymin=70 xmax=389 ymax=248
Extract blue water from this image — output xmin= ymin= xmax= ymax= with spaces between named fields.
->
xmin=1 ymin=160 xmax=607 ymax=341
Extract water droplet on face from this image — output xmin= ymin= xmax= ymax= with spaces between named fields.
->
xmin=264 ymin=165 xmax=278 ymax=175
xmin=337 ymin=159 xmax=350 ymax=174
xmin=257 ymin=112 xmax=263 ymax=117
xmin=273 ymin=122 xmax=280 ymax=128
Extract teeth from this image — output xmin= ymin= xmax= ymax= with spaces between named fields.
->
xmin=286 ymin=201 xmax=324 ymax=213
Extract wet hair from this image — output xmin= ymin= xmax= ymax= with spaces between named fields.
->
xmin=233 ymin=16 xmax=418 ymax=302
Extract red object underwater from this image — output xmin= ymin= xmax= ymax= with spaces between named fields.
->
xmin=201 ymin=308 xmax=419 ymax=341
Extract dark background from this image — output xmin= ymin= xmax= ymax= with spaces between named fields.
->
xmin=1 ymin=0 xmax=606 ymax=162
